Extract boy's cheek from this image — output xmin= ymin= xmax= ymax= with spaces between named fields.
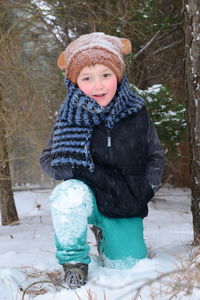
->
xmin=110 ymin=81 xmax=118 ymax=96
xmin=77 ymin=83 xmax=91 ymax=97
xmin=108 ymin=77 xmax=117 ymax=91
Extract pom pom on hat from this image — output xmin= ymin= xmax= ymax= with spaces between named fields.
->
xmin=57 ymin=32 xmax=132 ymax=83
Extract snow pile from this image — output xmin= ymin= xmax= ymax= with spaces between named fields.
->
xmin=0 ymin=185 xmax=199 ymax=300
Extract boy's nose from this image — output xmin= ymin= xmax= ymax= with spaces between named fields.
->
xmin=93 ymin=78 xmax=104 ymax=89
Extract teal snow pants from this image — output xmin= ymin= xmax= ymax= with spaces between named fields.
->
xmin=49 ymin=179 xmax=147 ymax=269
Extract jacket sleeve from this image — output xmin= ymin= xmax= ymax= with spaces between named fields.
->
xmin=40 ymin=136 xmax=73 ymax=180
xmin=145 ymin=116 xmax=165 ymax=192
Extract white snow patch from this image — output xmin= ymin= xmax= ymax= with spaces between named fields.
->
xmin=0 ymin=186 xmax=198 ymax=300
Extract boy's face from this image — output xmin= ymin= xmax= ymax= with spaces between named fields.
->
xmin=77 ymin=64 xmax=118 ymax=107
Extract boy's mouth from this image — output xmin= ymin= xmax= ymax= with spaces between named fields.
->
xmin=93 ymin=93 xmax=106 ymax=98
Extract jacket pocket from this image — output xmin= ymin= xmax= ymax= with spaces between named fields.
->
xmin=127 ymin=176 xmax=154 ymax=213
xmin=94 ymin=170 xmax=154 ymax=218
xmin=104 ymin=172 xmax=154 ymax=218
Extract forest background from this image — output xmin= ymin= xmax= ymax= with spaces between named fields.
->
xmin=0 ymin=0 xmax=197 ymax=225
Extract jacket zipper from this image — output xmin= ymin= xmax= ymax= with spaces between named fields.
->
xmin=107 ymin=129 xmax=112 ymax=148
xmin=107 ymin=129 xmax=112 ymax=161
xmin=107 ymin=129 xmax=117 ymax=194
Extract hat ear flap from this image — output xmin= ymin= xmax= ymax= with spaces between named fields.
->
xmin=120 ymin=38 xmax=132 ymax=55
xmin=57 ymin=51 xmax=66 ymax=70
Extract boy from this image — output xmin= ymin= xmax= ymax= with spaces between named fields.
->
xmin=40 ymin=32 xmax=165 ymax=289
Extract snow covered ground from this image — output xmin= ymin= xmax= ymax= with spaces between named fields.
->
xmin=0 ymin=185 xmax=199 ymax=300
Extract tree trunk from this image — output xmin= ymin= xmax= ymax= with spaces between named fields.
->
xmin=0 ymin=87 xmax=19 ymax=225
xmin=184 ymin=0 xmax=200 ymax=244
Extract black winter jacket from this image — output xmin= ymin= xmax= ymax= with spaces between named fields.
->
xmin=40 ymin=107 xmax=165 ymax=218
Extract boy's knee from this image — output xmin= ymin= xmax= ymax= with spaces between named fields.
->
xmin=50 ymin=179 xmax=93 ymax=214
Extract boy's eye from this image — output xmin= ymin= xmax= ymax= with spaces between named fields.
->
xmin=82 ymin=77 xmax=90 ymax=81
xmin=103 ymin=73 xmax=111 ymax=78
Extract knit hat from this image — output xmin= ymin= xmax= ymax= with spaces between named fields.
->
xmin=57 ymin=32 xmax=132 ymax=83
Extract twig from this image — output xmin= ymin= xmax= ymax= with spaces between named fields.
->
xmin=133 ymin=30 xmax=161 ymax=59
xmin=152 ymin=40 xmax=182 ymax=56
xmin=74 ymin=290 xmax=82 ymax=300
xmin=21 ymin=280 xmax=65 ymax=300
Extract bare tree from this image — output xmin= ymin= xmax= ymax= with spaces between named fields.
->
xmin=184 ymin=0 xmax=200 ymax=244
xmin=0 ymin=1 xmax=19 ymax=224
xmin=0 ymin=88 xmax=19 ymax=225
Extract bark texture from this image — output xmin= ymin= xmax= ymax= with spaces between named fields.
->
xmin=0 ymin=88 xmax=19 ymax=225
xmin=184 ymin=0 xmax=200 ymax=244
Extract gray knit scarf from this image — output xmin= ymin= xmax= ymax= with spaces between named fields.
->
xmin=51 ymin=75 xmax=144 ymax=172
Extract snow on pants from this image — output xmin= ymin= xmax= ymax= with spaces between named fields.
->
xmin=49 ymin=179 xmax=147 ymax=269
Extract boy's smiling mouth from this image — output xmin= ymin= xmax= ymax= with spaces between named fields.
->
xmin=93 ymin=93 xmax=106 ymax=97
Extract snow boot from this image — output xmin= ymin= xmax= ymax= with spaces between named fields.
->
xmin=91 ymin=225 xmax=103 ymax=255
xmin=63 ymin=262 xmax=88 ymax=289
